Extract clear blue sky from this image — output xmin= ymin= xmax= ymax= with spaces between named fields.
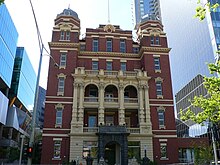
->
xmin=5 ymin=0 xmax=134 ymax=89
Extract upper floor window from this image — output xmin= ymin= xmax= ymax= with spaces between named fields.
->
xmin=57 ymin=74 xmax=66 ymax=96
xmin=92 ymin=61 xmax=99 ymax=70
xmin=120 ymin=40 xmax=126 ymax=53
xmin=156 ymin=81 xmax=162 ymax=96
xmin=60 ymin=53 xmax=67 ymax=68
xmin=154 ymin=57 xmax=161 ymax=70
xmin=158 ymin=110 xmax=165 ymax=127
xmin=120 ymin=62 xmax=126 ymax=71
xmin=66 ymin=31 xmax=70 ymax=40
xmin=60 ymin=30 xmax=71 ymax=41
xmin=106 ymin=39 xmax=112 ymax=52
xmin=93 ymin=39 xmax=99 ymax=52
xmin=80 ymin=44 xmax=86 ymax=51
xmin=133 ymin=47 xmax=139 ymax=53
xmin=150 ymin=36 xmax=154 ymax=45
xmin=60 ymin=31 xmax=65 ymax=40
xmin=88 ymin=116 xmax=97 ymax=127
xmin=53 ymin=140 xmax=61 ymax=159
xmin=56 ymin=107 xmax=63 ymax=125
xmin=106 ymin=61 xmax=112 ymax=71
xmin=155 ymin=36 xmax=160 ymax=45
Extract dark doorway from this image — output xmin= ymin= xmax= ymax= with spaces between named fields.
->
xmin=105 ymin=143 xmax=116 ymax=165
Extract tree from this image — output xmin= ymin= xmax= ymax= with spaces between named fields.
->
xmin=0 ymin=0 xmax=4 ymax=5
xmin=195 ymin=0 xmax=219 ymax=21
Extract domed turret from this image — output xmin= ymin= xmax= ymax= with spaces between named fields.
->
xmin=57 ymin=8 xmax=79 ymax=19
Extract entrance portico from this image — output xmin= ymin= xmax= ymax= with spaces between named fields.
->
xmin=97 ymin=126 xmax=130 ymax=165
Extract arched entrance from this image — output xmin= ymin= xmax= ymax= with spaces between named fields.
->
xmin=96 ymin=126 xmax=130 ymax=165
xmin=105 ymin=142 xmax=120 ymax=165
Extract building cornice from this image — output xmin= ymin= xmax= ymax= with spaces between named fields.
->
xmin=49 ymin=42 xmax=79 ymax=48
xmin=79 ymin=51 xmax=140 ymax=58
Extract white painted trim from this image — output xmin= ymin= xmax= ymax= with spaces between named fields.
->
xmin=43 ymin=133 xmax=69 ymax=137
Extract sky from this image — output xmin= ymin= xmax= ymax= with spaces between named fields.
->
xmin=5 ymin=0 xmax=134 ymax=89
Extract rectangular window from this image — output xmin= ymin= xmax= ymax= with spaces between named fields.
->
xmin=60 ymin=31 xmax=64 ymax=40
xmin=160 ymin=144 xmax=167 ymax=159
xmin=150 ymin=36 xmax=154 ymax=45
xmin=105 ymin=116 xmax=114 ymax=125
xmin=92 ymin=61 xmax=98 ymax=70
xmin=133 ymin=47 xmax=139 ymax=53
xmin=56 ymin=108 xmax=63 ymax=125
xmin=154 ymin=57 xmax=161 ymax=70
xmin=66 ymin=31 xmax=70 ymax=40
xmin=128 ymin=141 xmax=140 ymax=160
xmin=158 ymin=111 xmax=165 ymax=126
xmin=83 ymin=141 xmax=98 ymax=158
xmin=88 ymin=116 xmax=97 ymax=127
xmin=106 ymin=39 xmax=112 ymax=52
xmin=156 ymin=81 xmax=162 ymax=96
xmin=58 ymin=77 xmax=65 ymax=93
xmin=120 ymin=40 xmax=126 ymax=53
xmin=120 ymin=62 xmax=126 ymax=71
xmin=60 ymin=53 xmax=67 ymax=67
xmin=155 ymin=36 xmax=160 ymax=45
xmin=53 ymin=140 xmax=61 ymax=158
xmin=92 ymin=39 xmax=99 ymax=52
xmin=106 ymin=61 xmax=112 ymax=70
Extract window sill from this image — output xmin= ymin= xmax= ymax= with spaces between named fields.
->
xmin=57 ymin=92 xmax=64 ymax=96
xmin=157 ymin=95 xmax=163 ymax=99
xmin=159 ymin=125 xmax=166 ymax=129
xmin=160 ymin=158 xmax=169 ymax=161
xmin=52 ymin=158 xmax=61 ymax=160
xmin=150 ymin=44 xmax=161 ymax=47
xmin=59 ymin=66 xmax=66 ymax=69
xmin=55 ymin=124 xmax=62 ymax=128
xmin=155 ymin=69 xmax=161 ymax=73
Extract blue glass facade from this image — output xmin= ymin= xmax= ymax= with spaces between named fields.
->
xmin=134 ymin=0 xmax=161 ymax=24
xmin=208 ymin=0 xmax=220 ymax=62
xmin=11 ymin=47 xmax=36 ymax=111
xmin=0 ymin=4 xmax=18 ymax=88
xmin=135 ymin=0 xmax=150 ymax=24
xmin=159 ymin=0 xmax=215 ymax=95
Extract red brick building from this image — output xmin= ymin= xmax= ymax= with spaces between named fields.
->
xmin=41 ymin=8 xmax=183 ymax=165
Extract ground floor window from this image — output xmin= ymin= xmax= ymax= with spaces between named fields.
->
xmin=128 ymin=141 xmax=140 ymax=161
xmin=53 ymin=140 xmax=61 ymax=159
xmin=160 ymin=143 xmax=167 ymax=159
xmin=83 ymin=141 xmax=98 ymax=158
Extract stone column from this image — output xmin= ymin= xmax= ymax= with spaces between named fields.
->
xmin=119 ymin=84 xmax=125 ymax=125
xmin=72 ymin=82 xmax=78 ymax=123
xmin=144 ymin=85 xmax=151 ymax=125
xmin=98 ymin=83 xmax=105 ymax=125
xmin=138 ymin=85 xmax=145 ymax=125
xmin=78 ymin=83 xmax=84 ymax=124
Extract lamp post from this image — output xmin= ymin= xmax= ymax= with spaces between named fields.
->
xmin=19 ymin=135 xmax=25 ymax=165
xmin=27 ymin=44 xmax=44 ymax=165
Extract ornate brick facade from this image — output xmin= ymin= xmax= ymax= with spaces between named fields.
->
xmin=41 ymin=8 xmax=181 ymax=165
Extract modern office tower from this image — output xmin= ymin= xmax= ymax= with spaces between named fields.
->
xmin=0 ymin=47 xmax=36 ymax=161
xmin=208 ymin=0 xmax=220 ymax=62
xmin=0 ymin=3 xmax=18 ymax=128
xmin=160 ymin=0 xmax=215 ymax=95
xmin=36 ymin=86 xmax=46 ymax=129
xmin=41 ymin=8 xmax=207 ymax=165
xmin=176 ymin=75 xmax=208 ymax=137
xmin=134 ymin=0 xmax=161 ymax=24
xmin=0 ymin=4 xmax=19 ymax=160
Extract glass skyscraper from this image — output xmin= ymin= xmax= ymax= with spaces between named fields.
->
xmin=134 ymin=0 xmax=161 ymax=24
xmin=160 ymin=0 xmax=215 ymax=95
xmin=0 ymin=4 xmax=18 ymax=89
xmin=10 ymin=47 xmax=37 ymax=111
